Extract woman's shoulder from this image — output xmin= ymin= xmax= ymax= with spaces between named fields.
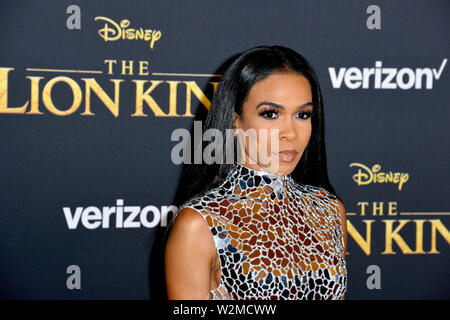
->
xmin=172 ymin=207 xmax=209 ymax=233
xmin=165 ymin=207 xmax=218 ymax=290
xmin=168 ymin=207 xmax=218 ymax=254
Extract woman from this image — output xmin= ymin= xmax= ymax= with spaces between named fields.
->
xmin=165 ymin=45 xmax=347 ymax=300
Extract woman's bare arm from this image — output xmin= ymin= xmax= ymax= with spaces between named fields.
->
xmin=165 ymin=208 xmax=216 ymax=299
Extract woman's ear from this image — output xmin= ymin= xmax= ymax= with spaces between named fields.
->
xmin=233 ymin=112 xmax=239 ymax=132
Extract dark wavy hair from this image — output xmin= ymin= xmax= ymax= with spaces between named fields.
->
xmin=174 ymin=45 xmax=342 ymax=206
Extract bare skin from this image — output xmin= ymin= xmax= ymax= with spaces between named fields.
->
xmin=165 ymin=207 xmax=221 ymax=299
xmin=165 ymin=71 xmax=348 ymax=299
xmin=234 ymin=72 xmax=313 ymax=175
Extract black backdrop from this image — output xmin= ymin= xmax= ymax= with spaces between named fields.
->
xmin=0 ymin=0 xmax=448 ymax=299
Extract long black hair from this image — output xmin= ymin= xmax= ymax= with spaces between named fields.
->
xmin=174 ymin=45 xmax=342 ymax=206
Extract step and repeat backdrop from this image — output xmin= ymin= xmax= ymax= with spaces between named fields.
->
xmin=0 ymin=0 xmax=448 ymax=299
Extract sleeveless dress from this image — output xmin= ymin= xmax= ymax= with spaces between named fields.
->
xmin=176 ymin=162 xmax=347 ymax=300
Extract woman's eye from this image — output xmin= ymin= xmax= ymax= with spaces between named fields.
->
xmin=259 ymin=109 xmax=313 ymax=120
xmin=259 ymin=109 xmax=278 ymax=119
xmin=297 ymin=110 xmax=313 ymax=119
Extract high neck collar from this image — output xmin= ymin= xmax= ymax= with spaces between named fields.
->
xmin=232 ymin=162 xmax=292 ymax=181
xmin=224 ymin=162 xmax=294 ymax=199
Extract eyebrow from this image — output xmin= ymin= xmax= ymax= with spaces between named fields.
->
xmin=256 ymin=101 xmax=313 ymax=110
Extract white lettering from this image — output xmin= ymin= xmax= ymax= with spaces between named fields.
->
xmin=81 ymin=206 xmax=102 ymax=229
xmin=329 ymin=59 xmax=447 ymax=90
xmin=63 ymin=199 xmax=175 ymax=229
xmin=63 ymin=207 xmax=83 ymax=229
xmin=123 ymin=206 xmax=141 ymax=228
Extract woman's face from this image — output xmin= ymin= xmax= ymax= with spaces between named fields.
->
xmin=234 ymin=71 xmax=313 ymax=175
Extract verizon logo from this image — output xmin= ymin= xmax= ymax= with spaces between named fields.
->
xmin=328 ymin=59 xmax=447 ymax=90
xmin=63 ymin=199 xmax=177 ymax=229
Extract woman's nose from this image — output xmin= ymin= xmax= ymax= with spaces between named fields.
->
xmin=279 ymin=118 xmax=298 ymax=141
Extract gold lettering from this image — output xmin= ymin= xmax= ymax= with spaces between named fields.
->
xmin=429 ymin=219 xmax=450 ymax=254
xmin=357 ymin=202 xmax=369 ymax=216
xmin=373 ymin=202 xmax=383 ymax=216
xmin=350 ymin=163 xmax=372 ymax=186
xmin=42 ymin=76 xmax=82 ymax=116
xmin=120 ymin=20 xmax=130 ymax=39
xmin=167 ymin=81 xmax=180 ymax=117
xmin=413 ymin=219 xmax=426 ymax=254
xmin=104 ymin=60 xmax=117 ymax=75
xmin=210 ymin=81 xmax=219 ymax=95
xmin=94 ymin=16 xmax=162 ymax=50
xmin=0 ymin=69 xmax=219 ymax=118
xmin=382 ymin=220 xmax=413 ymax=254
xmin=134 ymin=28 xmax=144 ymax=40
xmin=95 ymin=16 xmax=121 ymax=41
xmin=388 ymin=202 xmax=397 ymax=216
xmin=184 ymin=81 xmax=212 ymax=117
xmin=121 ymin=60 xmax=134 ymax=75
xmin=372 ymin=164 xmax=381 ymax=183
xmin=81 ymin=78 xmax=124 ymax=117
xmin=144 ymin=30 xmax=152 ymax=41
xmin=132 ymin=80 xmax=167 ymax=117
xmin=349 ymin=162 xmax=409 ymax=190
xmin=0 ymin=67 xmax=28 ymax=114
xmin=125 ymin=28 xmax=135 ymax=40
xmin=26 ymin=76 xmax=44 ymax=114
xmin=346 ymin=219 xmax=374 ymax=255
xmin=399 ymin=173 xmax=409 ymax=191
xmin=139 ymin=61 xmax=149 ymax=76
xmin=150 ymin=31 xmax=162 ymax=49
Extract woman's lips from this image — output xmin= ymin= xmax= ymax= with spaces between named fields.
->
xmin=277 ymin=151 xmax=298 ymax=162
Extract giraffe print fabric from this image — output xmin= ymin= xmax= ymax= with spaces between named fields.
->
xmin=176 ymin=162 xmax=347 ymax=300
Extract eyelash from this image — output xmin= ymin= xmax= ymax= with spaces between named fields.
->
xmin=258 ymin=107 xmax=313 ymax=120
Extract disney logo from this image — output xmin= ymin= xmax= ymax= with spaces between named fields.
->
xmin=349 ymin=163 xmax=409 ymax=191
xmin=94 ymin=16 xmax=162 ymax=49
